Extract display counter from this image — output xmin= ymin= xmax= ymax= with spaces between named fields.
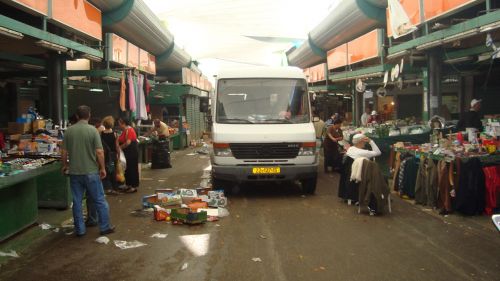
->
xmin=0 ymin=161 xmax=69 ymax=241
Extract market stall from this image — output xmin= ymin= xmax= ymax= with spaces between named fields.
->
xmin=0 ymin=157 xmax=66 ymax=241
xmin=390 ymin=119 xmax=500 ymax=216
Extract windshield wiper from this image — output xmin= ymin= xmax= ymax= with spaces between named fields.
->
xmin=260 ymin=118 xmax=293 ymax=124
xmin=220 ymin=118 xmax=254 ymax=124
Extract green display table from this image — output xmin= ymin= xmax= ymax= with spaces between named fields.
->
xmin=370 ymin=132 xmax=430 ymax=177
xmin=0 ymin=161 xmax=69 ymax=241
xmin=36 ymin=162 xmax=71 ymax=209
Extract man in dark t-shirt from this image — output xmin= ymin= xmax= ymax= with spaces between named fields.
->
xmin=457 ymin=99 xmax=483 ymax=132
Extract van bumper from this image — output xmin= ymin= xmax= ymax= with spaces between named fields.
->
xmin=212 ymin=163 xmax=318 ymax=183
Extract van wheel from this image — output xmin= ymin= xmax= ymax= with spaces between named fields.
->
xmin=301 ymin=177 xmax=317 ymax=194
xmin=212 ymin=177 xmax=233 ymax=195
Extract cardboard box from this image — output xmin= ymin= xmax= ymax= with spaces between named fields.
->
xmin=8 ymin=122 xmax=31 ymax=134
xmin=9 ymin=134 xmax=21 ymax=142
xmin=142 ymin=193 xmax=182 ymax=209
xmin=32 ymin=120 xmax=46 ymax=132
xmin=171 ymin=208 xmax=207 ymax=224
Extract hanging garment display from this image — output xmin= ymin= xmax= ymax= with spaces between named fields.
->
xmin=455 ymin=158 xmax=486 ymax=216
xmin=414 ymin=157 xmax=438 ymax=207
xmin=437 ymin=160 xmax=453 ymax=213
xmin=144 ymin=75 xmax=151 ymax=113
xmin=137 ymin=74 xmax=147 ymax=120
xmin=483 ymin=165 xmax=500 ymax=215
xmin=128 ymin=71 xmax=136 ymax=112
xmin=120 ymin=72 xmax=126 ymax=112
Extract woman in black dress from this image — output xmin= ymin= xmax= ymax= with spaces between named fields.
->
xmin=323 ymin=119 xmax=343 ymax=172
xmin=100 ymin=116 xmax=120 ymax=195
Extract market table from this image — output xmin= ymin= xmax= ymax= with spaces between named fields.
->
xmin=0 ymin=161 xmax=67 ymax=241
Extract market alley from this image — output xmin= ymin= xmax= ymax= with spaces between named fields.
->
xmin=0 ymin=149 xmax=499 ymax=281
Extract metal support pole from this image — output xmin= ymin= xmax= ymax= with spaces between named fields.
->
xmin=422 ymin=68 xmax=429 ymax=122
xmin=48 ymin=55 xmax=64 ymax=125
xmin=428 ymin=51 xmax=442 ymax=118
xmin=486 ymin=0 xmax=491 ymax=13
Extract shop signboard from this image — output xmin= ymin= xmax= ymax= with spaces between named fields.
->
xmin=148 ymin=53 xmax=156 ymax=75
xmin=423 ymin=0 xmax=479 ymax=21
xmin=127 ymin=42 xmax=139 ymax=69
xmin=51 ymin=0 xmax=102 ymax=40
xmin=109 ymin=33 xmax=127 ymax=66
xmin=327 ymin=44 xmax=348 ymax=70
xmin=386 ymin=0 xmax=421 ymax=38
xmin=10 ymin=0 xmax=49 ymax=15
xmin=139 ymin=49 xmax=149 ymax=73
xmin=347 ymin=30 xmax=380 ymax=65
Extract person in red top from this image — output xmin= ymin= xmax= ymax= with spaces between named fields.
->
xmin=117 ymin=117 xmax=139 ymax=193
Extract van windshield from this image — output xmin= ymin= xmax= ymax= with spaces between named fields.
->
xmin=216 ymin=78 xmax=310 ymax=124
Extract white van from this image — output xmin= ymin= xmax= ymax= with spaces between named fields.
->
xmin=210 ymin=66 xmax=318 ymax=194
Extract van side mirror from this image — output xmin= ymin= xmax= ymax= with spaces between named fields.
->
xmin=200 ymin=97 xmax=209 ymax=113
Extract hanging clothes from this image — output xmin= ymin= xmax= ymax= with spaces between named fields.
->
xmin=455 ymin=158 xmax=486 ymax=216
xmin=415 ymin=157 xmax=438 ymax=207
xmin=136 ymin=74 xmax=147 ymax=120
xmin=120 ymin=72 xmax=126 ymax=111
xmin=127 ymin=71 xmax=136 ymax=112
xmin=358 ymin=159 xmax=390 ymax=214
xmin=144 ymin=75 xmax=151 ymax=113
xmin=483 ymin=165 xmax=500 ymax=215
xmin=437 ymin=160 xmax=453 ymax=213
xmin=399 ymin=157 xmax=419 ymax=198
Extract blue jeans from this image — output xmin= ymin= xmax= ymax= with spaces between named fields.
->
xmin=70 ymin=174 xmax=111 ymax=235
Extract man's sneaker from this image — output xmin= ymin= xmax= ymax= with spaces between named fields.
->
xmin=85 ymin=221 xmax=97 ymax=227
xmin=100 ymin=226 xmax=116 ymax=235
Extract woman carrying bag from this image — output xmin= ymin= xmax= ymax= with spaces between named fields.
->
xmin=100 ymin=116 xmax=121 ymax=195
xmin=117 ymin=117 xmax=140 ymax=193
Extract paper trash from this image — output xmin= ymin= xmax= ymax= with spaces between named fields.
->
xmin=114 ymin=240 xmax=147 ymax=249
xmin=39 ymin=223 xmax=52 ymax=230
xmin=151 ymin=233 xmax=168 ymax=239
xmin=251 ymin=257 xmax=262 ymax=262
xmin=95 ymin=236 xmax=110 ymax=245
xmin=0 ymin=250 xmax=19 ymax=258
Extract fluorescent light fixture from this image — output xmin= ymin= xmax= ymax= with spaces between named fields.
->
xmin=442 ymin=29 xmax=479 ymax=44
xmin=386 ymin=50 xmax=410 ymax=60
xmin=81 ymin=53 xmax=102 ymax=62
xmin=0 ymin=26 xmax=23 ymax=40
xmin=480 ymin=21 xmax=500 ymax=33
xmin=102 ymin=75 xmax=120 ymax=82
xmin=35 ymin=40 xmax=68 ymax=53
xmin=343 ymin=96 xmax=352 ymax=99
xmin=415 ymin=40 xmax=442 ymax=51
xmin=444 ymin=56 xmax=474 ymax=64
xmin=19 ymin=63 xmax=44 ymax=70
xmin=89 ymin=88 xmax=103 ymax=92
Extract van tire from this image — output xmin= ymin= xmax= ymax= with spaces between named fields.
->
xmin=212 ymin=177 xmax=233 ymax=195
xmin=301 ymin=177 xmax=317 ymax=194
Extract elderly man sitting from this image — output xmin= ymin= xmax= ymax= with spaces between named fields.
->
xmin=346 ymin=134 xmax=381 ymax=160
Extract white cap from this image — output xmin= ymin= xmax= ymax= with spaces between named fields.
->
xmin=352 ymin=133 xmax=366 ymax=145
xmin=470 ymin=99 xmax=481 ymax=107
xmin=371 ymin=110 xmax=378 ymax=115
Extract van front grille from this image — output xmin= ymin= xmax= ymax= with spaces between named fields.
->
xmin=229 ymin=143 xmax=300 ymax=159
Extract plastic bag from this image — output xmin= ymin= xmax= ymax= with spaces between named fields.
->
xmin=115 ymin=159 xmax=125 ymax=183
xmin=119 ymin=151 xmax=127 ymax=170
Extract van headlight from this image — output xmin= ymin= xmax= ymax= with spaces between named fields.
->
xmin=213 ymin=143 xmax=233 ymax=157
xmin=298 ymin=142 xmax=316 ymax=156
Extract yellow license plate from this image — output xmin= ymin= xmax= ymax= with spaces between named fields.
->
xmin=252 ymin=167 xmax=281 ymax=174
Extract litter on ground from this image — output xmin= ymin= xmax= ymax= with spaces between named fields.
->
xmin=114 ymin=240 xmax=147 ymax=249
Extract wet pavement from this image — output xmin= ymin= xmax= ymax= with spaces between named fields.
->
xmin=0 ymin=149 xmax=499 ymax=281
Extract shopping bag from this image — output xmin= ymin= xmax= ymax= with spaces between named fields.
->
xmin=119 ymin=151 xmax=127 ymax=170
xmin=115 ymin=159 xmax=125 ymax=183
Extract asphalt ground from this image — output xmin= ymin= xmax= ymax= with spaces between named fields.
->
xmin=0 ymin=149 xmax=499 ymax=281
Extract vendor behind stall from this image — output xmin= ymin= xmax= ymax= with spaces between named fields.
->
xmin=145 ymin=119 xmax=170 ymax=139
xmin=457 ymin=99 xmax=483 ymax=132
xmin=367 ymin=111 xmax=379 ymax=124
